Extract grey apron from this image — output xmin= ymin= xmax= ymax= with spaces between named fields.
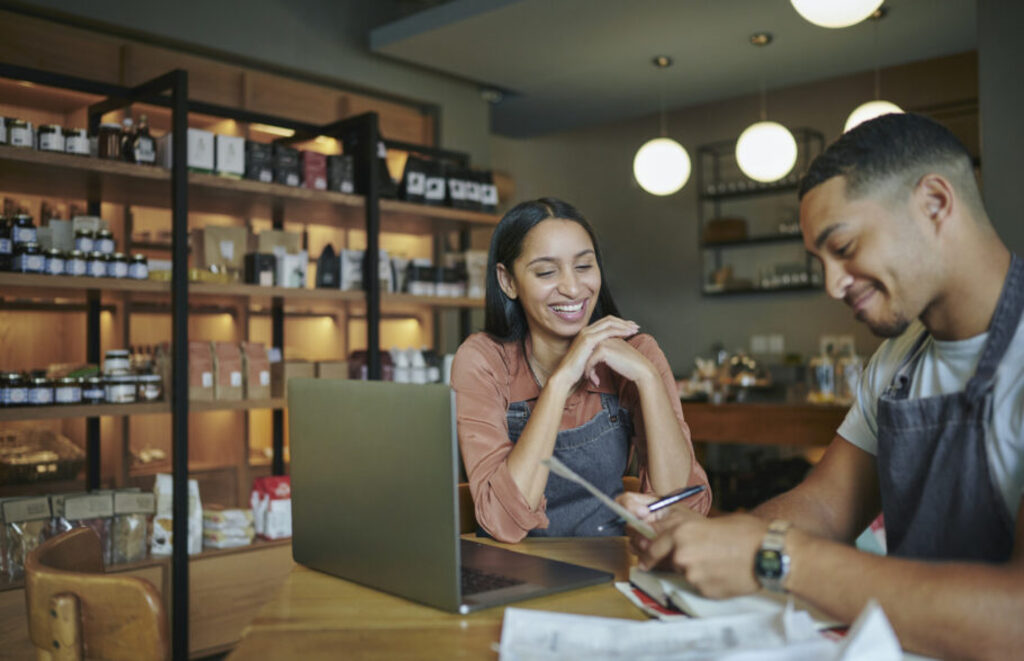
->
xmin=507 ymin=392 xmax=632 ymax=537
xmin=877 ymin=254 xmax=1023 ymax=562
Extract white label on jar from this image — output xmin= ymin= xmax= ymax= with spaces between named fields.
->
xmin=259 ymin=370 xmax=270 ymax=386
xmin=0 ymin=238 xmax=11 ymax=255
xmin=10 ymin=126 xmax=32 ymax=147
xmin=230 ymin=371 xmax=242 ymax=387
xmin=45 ymin=257 xmax=64 ymax=275
xmin=106 ymin=383 xmax=135 ymax=403
xmin=75 ymin=237 xmax=94 ymax=252
xmin=28 ymin=387 xmax=53 ymax=405
xmin=97 ymin=238 xmax=115 ymax=254
xmin=39 ymin=132 xmax=65 ymax=152
xmin=87 ymin=261 xmax=106 ymax=277
xmin=18 ymin=254 xmax=44 ymax=273
xmin=66 ymin=135 xmax=89 ymax=154
xmin=8 ymin=387 xmax=27 ymax=404
xmin=68 ymin=259 xmax=86 ymax=276
xmin=202 ymin=372 xmax=213 ymax=388
xmin=17 ymin=227 xmax=36 ymax=243
xmin=55 ymin=386 xmax=81 ymax=403
xmin=135 ymin=137 xmax=156 ymax=164
xmin=83 ymin=386 xmax=104 ymax=401
xmin=129 ymin=263 xmax=148 ymax=279
xmin=111 ymin=262 xmax=128 ymax=278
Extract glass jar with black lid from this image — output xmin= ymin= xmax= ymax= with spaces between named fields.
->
xmin=109 ymin=252 xmax=129 ymax=278
xmin=97 ymin=122 xmax=122 ymax=160
xmin=86 ymin=251 xmax=107 ymax=278
xmin=82 ymin=375 xmax=105 ymax=404
xmin=14 ymin=242 xmax=43 ymax=273
xmin=95 ymin=229 xmax=115 ymax=254
xmin=1 ymin=372 xmax=29 ymax=407
xmin=27 ymin=375 xmax=53 ymax=406
xmin=7 ymin=119 xmax=33 ymax=148
xmin=66 ymin=250 xmax=87 ymax=277
xmin=129 ymin=254 xmax=149 ymax=280
xmin=54 ymin=376 xmax=82 ymax=405
xmin=43 ymin=248 xmax=65 ymax=276
xmin=0 ymin=216 xmax=11 ymax=271
xmin=74 ymin=229 xmax=95 ymax=253
xmin=11 ymin=214 xmax=36 ymax=246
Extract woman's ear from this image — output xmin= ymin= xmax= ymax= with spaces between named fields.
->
xmin=496 ymin=263 xmax=517 ymax=300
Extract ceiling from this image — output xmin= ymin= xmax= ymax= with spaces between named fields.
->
xmin=371 ymin=0 xmax=977 ymax=137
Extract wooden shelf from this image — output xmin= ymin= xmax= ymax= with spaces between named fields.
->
xmin=684 ymin=402 xmax=847 ymax=446
xmin=190 ymin=398 xmax=285 ymax=412
xmin=188 ymin=281 xmax=364 ymax=303
xmin=0 ymin=272 xmax=169 ymax=297
xmin=0 ymin=401 xmax=169 ymax=422
xmin=382 ymin=292 xmax=484 ymax=308
xmin=0 ymin=145 xmax=500 ymax=230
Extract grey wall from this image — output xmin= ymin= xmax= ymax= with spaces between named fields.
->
xmin=491 ymin=53 xmax=979 ymax=374
xmin=978 ymin=0 xmax=1024 ymax=254
xmin=10 ymin=0 xmax=493 ymax=165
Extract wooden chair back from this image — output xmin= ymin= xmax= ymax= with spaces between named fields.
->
xmin=25 ymin=527 xmax=169 ymax=661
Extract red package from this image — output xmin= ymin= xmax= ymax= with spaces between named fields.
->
xmin=250 ymin=476 xmax=291 ymax=539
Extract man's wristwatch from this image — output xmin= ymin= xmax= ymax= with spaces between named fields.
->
xmin=754 ymin=519 xmax=792 ymax=592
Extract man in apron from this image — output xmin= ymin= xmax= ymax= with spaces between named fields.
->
xmin=631 ymin=113 xmax=1024 ymax=660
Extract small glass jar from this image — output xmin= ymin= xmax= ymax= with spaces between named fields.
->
xmin=86 ymin=251 xmax=107 ymax=278
xmin=66 ymin=250 xmax=87 ymax=277
xmin=36 ymin=124 xmax=65 ymax=152
xmin=54 ymin=376 xmax=83 ymax=405
xmin=64 ymin=128 xmax=90 ymax=155
xmin=95 ymin=229 xmax=115 ymax=254
xmin=7 ymin=119 xmax=33 ymax=148
xmin=137 ymin=374 xmax=163 ymax=402
xmin=97 ymin=122 xmax=122 ymax=160
xmin=1 ymin=372 xmax=28 ymax=407
xmin=82 ymin=375 xmax=106 ymax=404
xmin=14 ymin=242 xmax=43 ymax=274
xmin=27 ymin=376 xmax=53 ymax=406
xmin=109 ymin=252 xmax=129 ymax=278
xmin=100 ymin=253 xmax=115 ymax=276
xmin=43 ymin=248 xmax=65 ymax=276
xmin=0 ymin=217 xmax=11 ymax=271
xmin=105 ymin=374 xmax=137 ymax=403
xmin=103 ymin=349 xmax=131 ymax=376
xmin=129 ymin=254 xmax=149 ymax=280
xmin=74 ymin=229 xmax=95 ymax=253
xmin=12 ymin=214 xmax=37 ymax=246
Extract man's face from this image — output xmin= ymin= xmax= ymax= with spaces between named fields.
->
xmin=800 ymin=176 xmax=937 ymax=337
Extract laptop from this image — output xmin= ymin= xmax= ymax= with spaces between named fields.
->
xmin=288 ymin=378 xmax=613 ymax=614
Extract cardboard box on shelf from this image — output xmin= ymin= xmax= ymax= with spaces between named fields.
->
xmin=315 ymin=361 xmax=349 ymax=379
xmin=189 ymin=342 xmax=214 ymax=401
xmin=271 ymin=361 xmax=314 ymax=398
xmin=211 ymin=342 xmax=243 ymax=401
xmin=253 ymin=229 xmax=301 ymax=255
xmin=193 ymin=225 xmax=248 ymax=275
xmin=157 ymin=128 xmax=215 ymax=172
xmin=214 ymin=134 xmax=245 ymax=178
xmin=242 ymin=342 xmax=271 ymax=399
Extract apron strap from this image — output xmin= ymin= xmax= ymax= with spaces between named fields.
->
xmin=884 ymin=329 xmax=932 ymax=399
xmin=966 ymin=254 xmax=1024 ymax=402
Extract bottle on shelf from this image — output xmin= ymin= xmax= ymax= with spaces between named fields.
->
xmin=120 ymin=117 xmax=136 ymax=163
xmin=133 ymin=115 xmax=156 ymax=165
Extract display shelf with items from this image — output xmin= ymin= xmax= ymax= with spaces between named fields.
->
xmin=695 ymin=128 xmax=824 ymax=296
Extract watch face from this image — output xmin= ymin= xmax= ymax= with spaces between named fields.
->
xmin=756 ymin=549 xmax=785 ymax=579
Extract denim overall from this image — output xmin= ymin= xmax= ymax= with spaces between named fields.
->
xmin=507 ymin=392 xmax=631 ymax=537
xmin=877 ymin=255 xmax=1023 ymax=562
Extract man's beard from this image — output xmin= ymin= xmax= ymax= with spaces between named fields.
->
xmin=860 ymin=310 xmax=911 ymax=338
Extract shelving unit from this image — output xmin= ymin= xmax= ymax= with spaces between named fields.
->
xmin=0 ymin=62 xmax=497 ymax=659
xmin=695 ymin=128 xmax=824 ymax=297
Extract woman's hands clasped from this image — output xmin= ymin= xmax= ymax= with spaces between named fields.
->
xmin=551 ymin=316 xmax=656 ymax=390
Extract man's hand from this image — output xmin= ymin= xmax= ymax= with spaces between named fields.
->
xmin=638 ymin=513 xmax=770 ymax=599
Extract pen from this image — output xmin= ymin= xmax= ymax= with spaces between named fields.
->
xmin=595 ymin=484 xmax=707 ymax=533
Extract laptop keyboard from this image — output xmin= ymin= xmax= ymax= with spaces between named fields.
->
xmin=460 ymin=565 xmax=526 ymax=596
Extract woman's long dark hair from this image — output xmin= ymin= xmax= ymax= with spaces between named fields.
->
xmin=484 ymin=197 xmax=620 ymax=343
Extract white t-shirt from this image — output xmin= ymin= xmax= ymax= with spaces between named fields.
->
xmin=838 ymin=319 xmax=1024 ymax=521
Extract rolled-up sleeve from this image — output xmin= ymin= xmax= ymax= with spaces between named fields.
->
xmin=451 ymin=335 xmax=549 ymax=542
xmin=627 ymin=334 xmax=712 ymax=515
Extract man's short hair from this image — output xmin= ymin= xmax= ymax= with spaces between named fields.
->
xmin=798 ymin=113 xmax=979 ymax=208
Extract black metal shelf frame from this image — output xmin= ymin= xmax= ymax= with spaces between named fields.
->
xmin=0 ymin=61 xmax=478 ymax=660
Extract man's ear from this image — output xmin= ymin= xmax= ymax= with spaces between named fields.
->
xmin=914 ymin=173 xmax=955 ymax=233
xmin=496 ymin=263 xmax=517 ymax=300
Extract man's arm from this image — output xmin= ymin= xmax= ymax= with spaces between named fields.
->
xmin=753 ymin=435 xmax=881 ymax=543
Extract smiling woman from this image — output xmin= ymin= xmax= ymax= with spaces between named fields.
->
xmin=450 ymin=198 xmax=711 ymax=543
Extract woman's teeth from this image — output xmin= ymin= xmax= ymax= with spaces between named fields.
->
xmin=551 ymin=302 xmax=584 ymax=312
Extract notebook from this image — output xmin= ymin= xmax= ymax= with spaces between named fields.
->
xmin=288 ymin=378 xmax=613 ymax=613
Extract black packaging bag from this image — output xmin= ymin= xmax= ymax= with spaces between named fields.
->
xmin=245 ymin=141 xmax=274 ymax=184
xmin=327 ymin=154 xmax=355 ymax=194
xmin=316 ymin=244 xmax=340 ymax=288
xmin=244 ymin=253 xmax=277 ymax=286
xmin=339 ymin=130 xmax=398 ymax=198
xmin=446 ymin=166 xmax=470 ymax=210
xmin=423 ymin=159 xmax=446 ymax=207
xmin=272 ymin=143 xmax=301 ymax=187
xmin=400 ymin=155 xmax=429 ymax=204
xmin=480 ymin=170 xmax=499 ymax=213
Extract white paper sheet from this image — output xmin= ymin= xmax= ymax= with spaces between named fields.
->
xmin=542 ymin=456 xmax=656 ymax=539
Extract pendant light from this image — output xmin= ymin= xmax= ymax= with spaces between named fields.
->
xmin=633 ymin=56 xmax=691 ymax=196
xmin=790 ymin=0 xmax=884 ymax=29
xmin=844 ymin=7 xmax=903 ymax=132
xmin=735 ymin=33 xmax=797 ymax=183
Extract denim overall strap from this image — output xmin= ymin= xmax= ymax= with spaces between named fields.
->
xmin=876 ymin=254 xmax=1023 ymax=561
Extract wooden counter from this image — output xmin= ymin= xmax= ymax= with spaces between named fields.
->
xmin=681 ymin=402 xmax=848 ymax=447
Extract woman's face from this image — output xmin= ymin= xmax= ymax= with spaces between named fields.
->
xmin=497 ymin=218 xmax=602 ymax=343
